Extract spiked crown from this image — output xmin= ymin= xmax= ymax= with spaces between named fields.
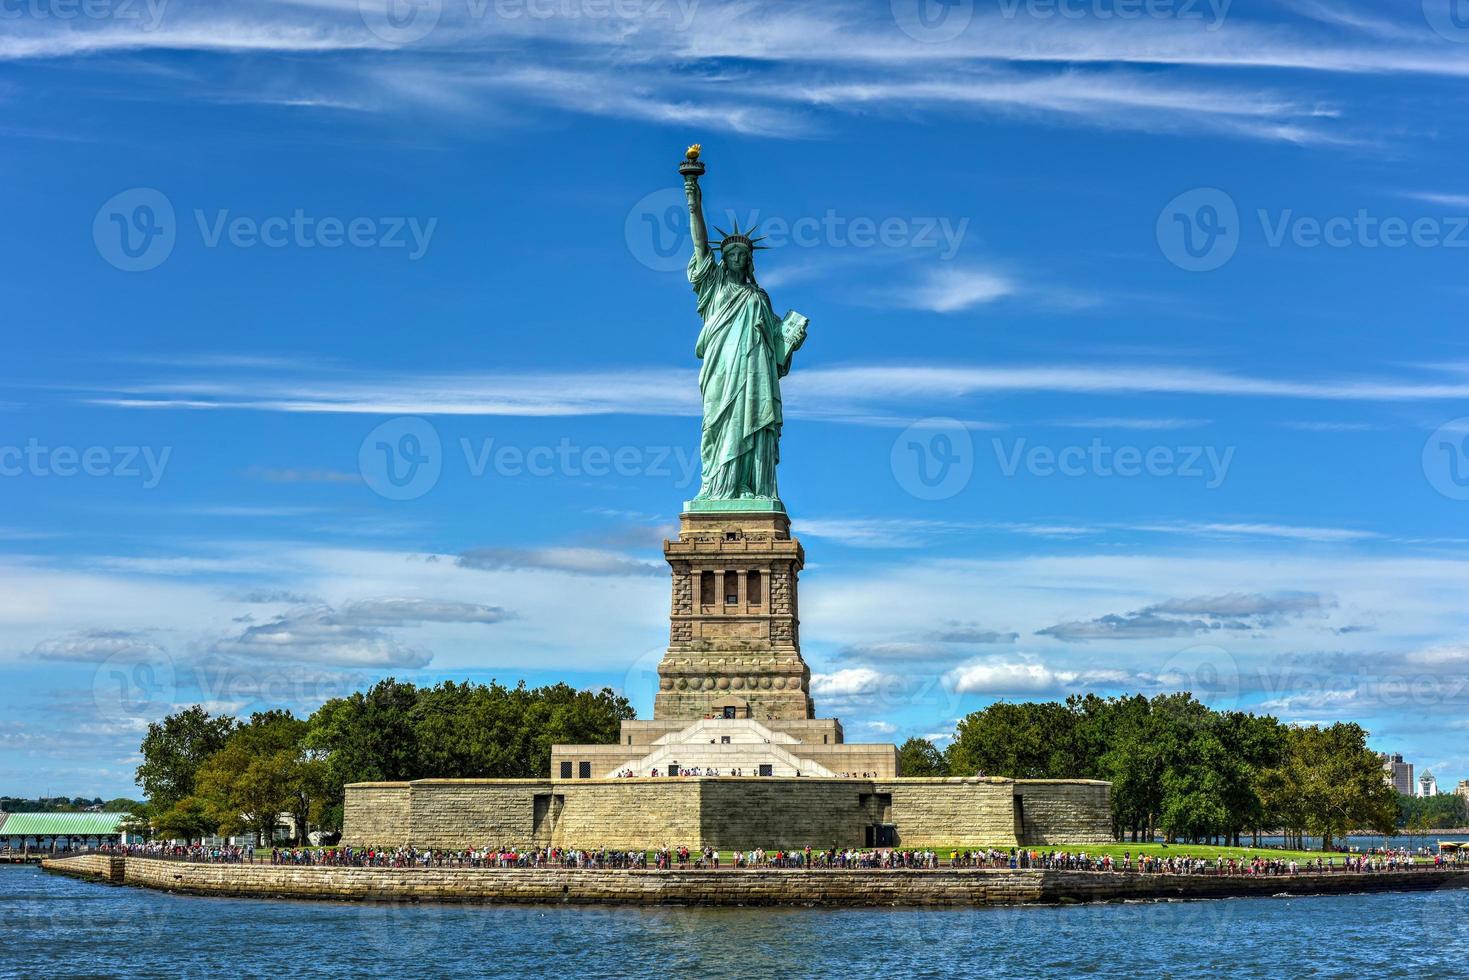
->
xmin=712 ymin=218 xmax=768 ymax=253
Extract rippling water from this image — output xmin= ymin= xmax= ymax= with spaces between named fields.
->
xmin=5 ymin=866 xmax=1468 ymax=978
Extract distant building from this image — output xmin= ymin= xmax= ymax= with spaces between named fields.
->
xmin=1420 ymin=771 xmax=1440 ymax=798
xmin=1380 ymin=752 xmax=1415 ymax=795
xmin=1456 ymin=780 xmax=1469 ymax=804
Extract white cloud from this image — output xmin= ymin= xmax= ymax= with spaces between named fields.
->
xmin=78 ymin=360 xmax=1469 ymax=421
xmin=810 ymin=667 xmax=895 ymax=697
xmin=900 ymin=266 xmax=1017 ymax=313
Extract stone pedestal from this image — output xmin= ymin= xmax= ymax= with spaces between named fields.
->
xmin=655 ymin=509 xmax=813 ymax=721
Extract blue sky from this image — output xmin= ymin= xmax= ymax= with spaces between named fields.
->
xmin=4 ymin=0 xmax=1469 ymax=799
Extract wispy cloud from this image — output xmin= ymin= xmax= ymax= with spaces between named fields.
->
xmin=1035 ymin=591 xmax=1335 ymax=641
xmin=6 ymin=2 xmax=1461 ymax=145
xmin=457 ymin=546 xmax=663 ymax=577
xmin=76 ymin=360 xmax=1469 ymax=423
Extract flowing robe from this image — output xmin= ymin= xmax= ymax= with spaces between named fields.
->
xmin=688 ymin=250 xmax=805 ymax=500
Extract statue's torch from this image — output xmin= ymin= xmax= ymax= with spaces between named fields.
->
xmin=678 ymin=143 xmax=705 ymax=179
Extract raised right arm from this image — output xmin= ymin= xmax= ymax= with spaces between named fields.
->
xmin=685 ymin=175 xmax=710 ymax=261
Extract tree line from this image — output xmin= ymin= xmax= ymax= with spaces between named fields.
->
xmin=896 ymin=693 xmax=1404 ymax=849
xmin=129 ymin=681 xmax=1440 ymax=850
xmin=132 ymin=679 xmax=632 ymax=843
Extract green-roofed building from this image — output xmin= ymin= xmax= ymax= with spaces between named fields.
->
xmin=0 ymin=811 xmax=134 ymax=850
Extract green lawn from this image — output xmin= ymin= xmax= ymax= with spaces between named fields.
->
xmin=1026 ymin=842 xmax=1404 ymax=865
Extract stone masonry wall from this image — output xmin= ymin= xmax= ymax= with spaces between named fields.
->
xmin=1016 ymin=781 xmax=1113 ymax=845
xmin=880 ymin=779 xmax=1018 ymax=847
xmin=344 ymin=776 xmax=1114 ymax=850
xmin=698 ymin=780 xmax=881 ymax=849
xmin=43 ymin=855 xmax=1469 ymax=907
xmin=342 ymin=783 xmax=411 ymax=847
xmin=407 ymin=781 xmax=546 ymax=849
xmin=552 ymin=780 xmax=703 ymax=847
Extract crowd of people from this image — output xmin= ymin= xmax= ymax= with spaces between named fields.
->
xmin=81 ymin=840 xmax=1467 ymax=874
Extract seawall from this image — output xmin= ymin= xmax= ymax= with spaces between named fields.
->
xmin=42 ymin=855 xmax=1469 ymax=907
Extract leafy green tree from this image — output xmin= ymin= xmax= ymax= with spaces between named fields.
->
xmin=152 ymin=796 xmax=220 ymax=843
xmin=304 ymin=677 xmax=635 ymax=831
xmin=195 ymin=710 xmax=307 ymax=845
xmin=135 ymin=706 xmax=237 ymax=810
xmin=897 ymin=737 xmax=949 ymax=777
xmin=1397 ymin=791 xmax=1468 ymax=830
xmin=1261 ymin=722 xmax=1398 ymax=850
xmin=946 ymin=701 xmax=1077 ymax=778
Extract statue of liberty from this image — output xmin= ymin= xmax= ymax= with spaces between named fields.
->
xmin=680 ymin=145 xmax=808 ymax=510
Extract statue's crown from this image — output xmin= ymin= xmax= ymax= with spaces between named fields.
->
xmin=712 ymin=218 xmax=768 ymax=253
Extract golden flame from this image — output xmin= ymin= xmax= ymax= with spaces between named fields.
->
xmin=685 ymin=143 xmax=702 ymax=161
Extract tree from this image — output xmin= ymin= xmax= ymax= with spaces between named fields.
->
xmin=195 ymin=710 xmax=308 ymax=845
xmin=897 ymin=737 xmax=949 ymax=777
xmin=152 ymin=796 xmax=220 ymax=843
xmin=302 ymin=677 xmax=634 ymax=833
xmin=946 ymin=701 xmax=1078 ymax=778
xmin=1261 ymin=723 xmax=1398 ymax=850
xmin=135 ymin=706 xmax=237 ymax=810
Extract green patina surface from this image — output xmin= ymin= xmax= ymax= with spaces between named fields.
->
xmin=680 ymin=150 xmax=807 ymax=508
xmin=683 ymin=497 xmax=785 ymax=514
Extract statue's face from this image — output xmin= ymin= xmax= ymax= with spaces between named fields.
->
xmin=723 ymin=246 xmax=752 ymax=278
